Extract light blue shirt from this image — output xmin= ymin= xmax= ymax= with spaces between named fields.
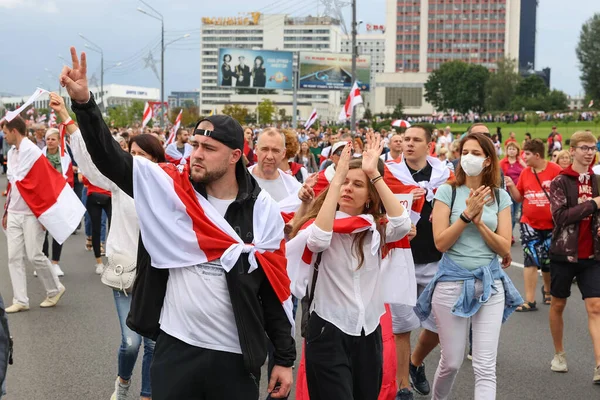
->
xmin=434 ymin=184 xmax=512 ymax=270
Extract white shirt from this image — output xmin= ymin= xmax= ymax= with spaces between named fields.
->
xmin=253 ymin=174 xmax=289 ymax=202
xmin=69 ymin=130 xmax=139 ymax=259
xmin=6 ymin=146 xmax=33 ymax=215
xmin=160 ymin=196 xmax=242 ymax=354
xmin=307 ymin=211 xmax=411 ymax=336
xmin=438 ymin=135 xmax=451 ymax=148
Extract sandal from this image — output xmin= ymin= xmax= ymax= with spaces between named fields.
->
xmin=516 ymin=301 xmax=538 ymax=312
xmin=85 ymin=236 xmax=92 ymax=251
xmin=541 ymin=286 xmax=551 ymax=305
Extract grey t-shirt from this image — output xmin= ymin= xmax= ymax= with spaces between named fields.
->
xmin=253 ymin=175 xmax=288 ymax=202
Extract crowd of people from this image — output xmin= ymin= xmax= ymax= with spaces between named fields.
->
xmin=1 ymin=47 xmax=600 ymax=400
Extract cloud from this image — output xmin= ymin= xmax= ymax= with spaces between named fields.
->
xmin=0 ymin=0 xmax=58 ymax=13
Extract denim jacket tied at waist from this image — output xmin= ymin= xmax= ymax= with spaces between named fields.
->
xmin=414 ymin=254 xmax=523 ymax=323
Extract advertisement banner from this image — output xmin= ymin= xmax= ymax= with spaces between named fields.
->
xmin=217 ymin=48 xmax=294 ymax=90
xmin=299 ymin=52 xmax=371 ymax=91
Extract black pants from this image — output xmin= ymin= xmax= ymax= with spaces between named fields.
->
xmin=151 ymin=331 xmax=259 ymax=400
xmin=86 ymin=192 xmax=112 ymax=258
xmin=305 ymin=313 xmax=383 ymax=400
xmin=42 ymin=231 xmax=62 ymax=262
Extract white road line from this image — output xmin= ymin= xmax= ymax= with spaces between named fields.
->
xmin=511 ymin=261 xmax=525 ymax=269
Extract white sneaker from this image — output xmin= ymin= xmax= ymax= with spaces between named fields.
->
xmin=40 ymin=286 xmax=66 ymax=308
xmin=5 ymin=303 xmax=29 ymax=313
xmin=110 ymin=377 xmax=131 ymax=400
xmin=52 ymin=264 xmax=64 ymax=277
xmin=551 ymin=351 xmax=568 ymax=372
xmin=33 ymin=270 xmax=37 ymax=277
xmin=95 ymin=263 xmax=105 ymax=275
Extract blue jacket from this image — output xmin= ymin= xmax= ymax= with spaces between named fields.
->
xmin=414 ymin=255 xmax=523 ymax=323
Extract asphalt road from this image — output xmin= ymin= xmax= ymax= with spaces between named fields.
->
xmin=0 ymin=174 xmax=599 ymax=399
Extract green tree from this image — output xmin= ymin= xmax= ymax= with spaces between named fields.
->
xmin=107 ymin=105 xmax=129 ymax=127
xmin=576 ymin=14 xmax=600 ymax=104
xmin=424 ymin=61 xmax=490 ymax=114
xmin=485 ymin=57 xmax=521 ymax=111
xmin=127 ymin=100 xmax=145 ymax=124
xmin=594 ymin=114 xmax=600 ymax=134
xmin=222 ymin=104 xmax=249 ymax=124
xmin=545 ymin=90 xmax=569 ymax=111
xmin=515 ymin=75 xmax=549 ymax=99
xmin=257 ymin=98 xmax=277 ymax=124
xmin=363 ymin=108 xmax=373 ymax=121
xmin=391 ymin=99 xmax=404 ymax=119
xmin=525 ymin=113 xmax=541 ymax=134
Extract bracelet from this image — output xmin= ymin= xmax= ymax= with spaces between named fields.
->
xmin=62 ymin=117 xmax=74 ymax=125
xmin=459 ymin=212 xmax=472 ymax=223
xmin=370 ymin=175 xmax=383 ymax=185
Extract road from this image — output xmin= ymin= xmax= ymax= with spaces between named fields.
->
xmin=0 ymin=175 xmax=599 ymax=399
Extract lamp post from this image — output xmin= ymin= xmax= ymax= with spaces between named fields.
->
xmin=350 ymin=0 xmax=358 ymax=133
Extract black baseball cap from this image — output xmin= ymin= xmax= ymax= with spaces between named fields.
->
xmin=193 ymin=115 xmax=244 ymax=152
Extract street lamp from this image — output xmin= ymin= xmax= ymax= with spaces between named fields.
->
xmin=44 ymin=68 xmax=62 ymax=96
xmin=79 ymin=33 xmax=106 ymax=112
xmin=137 ymin=1 xmax=165 ymax=128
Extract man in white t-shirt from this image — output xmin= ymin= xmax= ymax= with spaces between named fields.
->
xmin=250 ymin=128 xmax=293 ymax=202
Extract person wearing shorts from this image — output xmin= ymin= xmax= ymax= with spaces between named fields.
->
xmin=548 ymin=130 xmax=600 ymax=384
xmin=505 ymin=138 xmax=562 ymax=311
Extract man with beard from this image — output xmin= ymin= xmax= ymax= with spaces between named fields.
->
xmin=165 ymin=128 xmax=192 ymax=165
xmin=61 ymin=47 xmax=295 ymax=400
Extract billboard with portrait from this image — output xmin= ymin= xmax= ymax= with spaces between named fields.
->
xmin=299 ymin=52 xmax=371 ymax=91
xmin=217 ymin=48 xmax=294 ymax=90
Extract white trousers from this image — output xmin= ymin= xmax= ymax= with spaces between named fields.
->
xmin=431 ymin=280 xmax=505 ymax=400
xmin=6 ymin=213 xmax=63 ymax=306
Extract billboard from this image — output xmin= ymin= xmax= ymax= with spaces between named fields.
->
xmin=217 ymin=48 xmax=294 ymax=90
xmin=299 ymin=52 xmax=371 ymax=91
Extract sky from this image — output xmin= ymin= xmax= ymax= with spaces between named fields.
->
xmin=0 ymin=0 xmax=598 ymax=99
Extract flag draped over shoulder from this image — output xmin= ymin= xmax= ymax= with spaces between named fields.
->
xmin=248 ymin=165 xmax=302 ymax=223
xmin=6 ymin=139 xmax=85 ymax=244
xmin=165 ymin=142 xmax=193 ymax=165
xmin=286 ymin=214 xmax=417 ymax=306
xmin=132 ymin=158 xmax=294 ymax=329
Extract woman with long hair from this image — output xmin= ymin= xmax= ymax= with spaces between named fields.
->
xmin=252 ymin=55 xmax=266 ymax=87
xmin=353 ymin=137 xmax=364 ymax=157
xmin=294 ymin=141 xmax=319 ymax=173
xmin=279 ymin=129 xmax=308 ymax=183
xmin=290 ymin=134 xmax=411 ymax=399
xmin=417 ymin=133 xmax=522 ymax=400
xmin=50 ymin=93 xmax=164 ymax=400
xmin=499 ymin=141 xmax=526 ymax=241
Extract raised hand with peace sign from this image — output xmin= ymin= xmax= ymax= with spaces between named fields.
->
xmin=59 ymin=47 xmax=90 ymax=103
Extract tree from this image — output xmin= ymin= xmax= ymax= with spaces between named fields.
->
xmin=525 ymin=113 xmax=541 ymax=134
xmin=257 ymin=98 xmax=276 ymax=124
xmin=545 ymin=90 xmax=569 ymax=111
xmin=107 ymin=105 xmax=129 ymax=127
xmin=594 ymin=114 xmax=600 ymax=134
xmin=485 ymin=57 xmax=521 ymax=111
xmin=391 ymin=99 xmax=404 ymax=119
xmin=576 ymin=14 xmax=600 ymax=104
xmin=127 ymin=100 xmax=145 ymax=124
xmin=363 ymin=108 xmax=373 ymax=121
xmin=424 ymin=61 xmax=489 ymax=114
xmin=222 ymin=104 xmax=249 ymax=124
xmin=515 ymin=75 xmax=549 ymax=99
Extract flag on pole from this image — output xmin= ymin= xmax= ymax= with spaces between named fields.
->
xmin=165 ymin=109 xmax=183 ymax=146
xmin=37 ymin=114 xmax=47 ymax=123
xmin=304 ymin=108 xmax=318 ymax=129
xmin=49 ymin=110 xmax=57 ymax=128
xmin=142 ymin=102 xmax=152 ymax=128
xmin=338 ymin=82 xmax=363 ymax=122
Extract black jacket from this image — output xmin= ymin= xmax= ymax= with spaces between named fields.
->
xmin=71 ymin=95 xmax=296 ymax=377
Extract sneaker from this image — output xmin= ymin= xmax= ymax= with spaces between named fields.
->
xmin=95 ymin=263 xmax=105 ymax=275
xmin=594 ymin=365 xmax=600 ymax=384
xmin=409 ymin=361 xmax=431 ymax=395
xmin=52 ymin=264 xmax=64 ymax=277
xmin=551 ymin=352 xmax=568 ymax=372
xmin=5 ymin=303 xmax=29 ymax=313
xmin=467 ymin=347 xmax=473 ymax=361
xmin=40 ymin=286 xmax=66 ymax=308
xmin=110 ymin=377 xmax=131 ymax=400
xmin=33 ymin=270 xmax=37 ymax=277
xmin=395 ymin=388 xmax=414 ymax=400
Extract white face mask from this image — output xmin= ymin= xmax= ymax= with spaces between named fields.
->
xmin=461 ymin=153 xmax=487 ymax=176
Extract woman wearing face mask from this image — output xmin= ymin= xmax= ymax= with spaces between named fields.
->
xmin=415 ymin=133 xmax=523 ymax=400
xmin=499 ymin=142 xmax=526 ymax=242
xmin=290 ymin=134 xmax=412 ymax=400
xmin=50 ymin=93 xmax=162 ymax=400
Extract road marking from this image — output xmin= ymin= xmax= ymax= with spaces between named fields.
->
xmin=511 ymin=261 xmax=525 ymax=269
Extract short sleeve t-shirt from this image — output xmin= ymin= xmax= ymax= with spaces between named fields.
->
xmin=435 ymin=184 xmax=512 ymax=270
xmin=516 ymin=162 xmax=562 ymax=230
xmin=253 ymin=174 xmax=288 ymax=202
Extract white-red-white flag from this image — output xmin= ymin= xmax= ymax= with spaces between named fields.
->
xmin=37 ymin=114 xmax=47 ymax=123
xmin=49 ymin=110 xmax=57 ymax=128
xmin=304 ymin=108 xmax=318 ymax=129
xmin=132 ymin=158 xmax=295 ymax=331
xmin=165 ymin=109 xmax=183 ymax=146
xmin=142 ymin=102 xmax=152 ymax=128
xmin=26 ymin=107 xmax=35 ymax=116
xmin=5 ymin=138 xmax=85 ymax=244
xmin=1 ymin=87 xmax=48 ymax=124
xmin=338 ymin=82 xmax=363 ymax=121
xmin=165 ymin=142 xmax=193 ymax=165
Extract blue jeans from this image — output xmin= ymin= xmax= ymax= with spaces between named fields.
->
xmin=113 ymin=290 xmax=154 ymax=397
xmin=510 ymin=200 xmax=521 ymax=231
xmin=82 ymin=187 xmax=107 ymax=242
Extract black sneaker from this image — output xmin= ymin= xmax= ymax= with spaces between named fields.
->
xmin=409 ymin=361 xmax=431 ymax=395
xmin=395 ymin=388 xmax=414 ymax=400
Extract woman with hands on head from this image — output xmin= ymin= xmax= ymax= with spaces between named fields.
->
xmin=415 ymin=133 xmax=523 ymax=400
xmin=290 ymin=133 xmax=412 ymax=400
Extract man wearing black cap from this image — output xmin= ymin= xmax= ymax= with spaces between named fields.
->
xmin=60 ymin=47 xmax=295 ymax=400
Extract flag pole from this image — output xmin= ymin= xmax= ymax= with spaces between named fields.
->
xmin=292 ymin=51 xmax=298 ymax=129
xmin=350 ymin=0 xmax=357 ymax=134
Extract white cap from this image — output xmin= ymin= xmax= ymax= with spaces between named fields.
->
xmin=331 ymin=140 xmax=348 ymax=155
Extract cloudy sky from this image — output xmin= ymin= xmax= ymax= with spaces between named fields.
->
xmin=0 ymin=0 xmax=597 ymax=98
